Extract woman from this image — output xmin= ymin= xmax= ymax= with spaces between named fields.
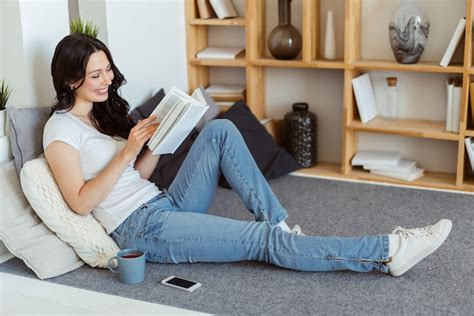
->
xmin=44 ymin=33 xmax=452 ymax=277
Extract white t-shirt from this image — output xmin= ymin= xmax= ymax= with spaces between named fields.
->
xmin=43 ymin=111 xmax=160 ymax=233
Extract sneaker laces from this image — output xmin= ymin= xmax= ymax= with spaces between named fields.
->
xmin=291 ymin=225 xmax=305 ymax=236
xmin=392 ymin=224 xmax=435 ymax=240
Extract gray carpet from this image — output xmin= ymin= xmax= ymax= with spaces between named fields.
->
xmin=2 ymin=175 xmax=474 ymax=315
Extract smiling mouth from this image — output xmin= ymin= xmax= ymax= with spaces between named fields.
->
xmin=96 ymin=87 xmax=108 ymax=94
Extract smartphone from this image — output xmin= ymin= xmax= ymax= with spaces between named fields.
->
xmin=161 ymin=275 xmax=201 ymax=292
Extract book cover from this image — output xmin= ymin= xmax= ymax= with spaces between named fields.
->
xmin=446 ymin=78 xmax=454 ymax=131
xmin=363 ymin=159 xmax=417 ymax=173
xmin=465 ymin=137 xmax=474 ymax=172
xmin=196 ymin=47 xmax=245 ymax=59
xmin=351 ymin=150 xmax=401 ymax=167
xmin=209 ymin=0 xmax=238 ymax=19
xmin=440 ymin=17 xmax=466 ymax=67
xmin=370 ymin=168 xmax=425 ymax=182
xmin=351 ymin=73 xmax=378 ymax=124
xmin=452 ymin=79 xmax=462 ymax=133
xmin=197 ymin=0 xmax=216 ymax=19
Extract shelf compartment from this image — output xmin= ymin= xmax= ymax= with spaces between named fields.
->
xmin=190 ymin=57 xmax=247 ymax=67
xmin=348 ymin=167 xmax=465 ymax=192
xmin=348 ymin=118 xmax=460 ymax=141
xmin=353 ymin=60 xmax=465 ymax=74
xmin=189 ymin=18 xmax=246 ymax=26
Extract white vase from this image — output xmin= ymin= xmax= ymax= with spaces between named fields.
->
xmin=324 ymin=11 xmax=336 ymax=60
xmin=0 ymin=109 xmax=6 ymax=137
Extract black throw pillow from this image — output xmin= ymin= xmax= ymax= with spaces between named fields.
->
xmin=218 ymin=101 xmax=300 ymax=188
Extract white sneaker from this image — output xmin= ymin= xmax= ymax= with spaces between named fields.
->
xmin=387 ymin=219 xmax=452 ymax=277
xmin=291 ymin=225 xmax=305 ymax=236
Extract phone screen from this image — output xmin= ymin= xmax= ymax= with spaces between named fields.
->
xmin=166 ymin=277 xmax=196 ymax=289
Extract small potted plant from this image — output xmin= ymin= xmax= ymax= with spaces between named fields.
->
xmin=70 ymin=19 xmax=99 ymax=38
xmin=0 ymin=79 xmax=12 ymax=137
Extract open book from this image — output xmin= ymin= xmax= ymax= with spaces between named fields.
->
xmin=147 ymin=86 xmax=209 ymax=155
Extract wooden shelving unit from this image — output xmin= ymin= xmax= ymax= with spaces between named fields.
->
xmin=185 ymin=0 xmax=474 ymax=193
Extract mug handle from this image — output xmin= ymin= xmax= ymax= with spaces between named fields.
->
xmin=108 ymin=256 xmax=119 ymax=273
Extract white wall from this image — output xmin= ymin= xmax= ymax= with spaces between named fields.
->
xmin=2 ymin=0 xmax=69 ymax=108
xmin=78 ymin=0 xmax=108 ymax=44
xmin=101 ymin=0 xmax=187 ymax=109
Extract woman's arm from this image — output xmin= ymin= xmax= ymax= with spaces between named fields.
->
xmin=45 ymin=116 xmax=158 ymax=216
xmin=134 ymin=148 xmax=161 ymax=180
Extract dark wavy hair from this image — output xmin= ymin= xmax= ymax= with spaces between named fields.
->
xmin=50 ymin=33 xmax=134 ymax=139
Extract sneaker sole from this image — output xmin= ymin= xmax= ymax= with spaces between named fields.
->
xmin=390 ymin=219 xmax=452 ymax=277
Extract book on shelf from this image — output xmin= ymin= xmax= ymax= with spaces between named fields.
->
xmin=205 ymin=84 xmax=246 ymax=95
xmin=209 ymin=0 xmax=238 ymax=19
xmin=147 ymin=86 xmax=209 ymax=155
xmin=445 ymin=77 xmax=462 ymax=133
xmin=440 ymin=17 xmax=466 ymax=67
xmin=197 ymin=0 xmax=216 ymax=19
xmin=354 ymin=150 xmax=425 ymax=182
xmin=352 ymin=73 xmax=378 ymax=124
xmin=370 ymin=168 xmax=425 ymax=182
xmin=196 ymin=47 xmax=245 ymax=59
xmin=451 ymin=79 xmax=462 ymax=133
xmin=351 ymin=150 xmax=401 ymax=167
xmin=465 ymin=137 xmax=474 ymax=172
xmin=362 ymin=159 xmax=417 ymax=173
xmin=446 ymin=78 xmax=454 ymax=131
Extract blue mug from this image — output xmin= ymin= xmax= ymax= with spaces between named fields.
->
xmin=108 ymin=248 xmax=146 ymax=284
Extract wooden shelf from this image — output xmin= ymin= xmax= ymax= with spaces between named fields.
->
xmin=190 ymin=57 xmax=247 ymax=67
xmin=348 ymin=118 xmax=460 ymax=141
xmin=463 ymin=176 xmax=474 ymax=191
xmin=293 ymin=163 xmax=472 ymax=192
xmin=252 ymin=58 xmax=310 ymax=68
xmin=310 ymin=60 xmax=346 ymax=69
xmin=353 ymin=60 xmax=465 ymax=74
xmin=185 ymin=0 xmax=474 ymax=193
xmin=189 ymin=18 xmax=246 ymax=26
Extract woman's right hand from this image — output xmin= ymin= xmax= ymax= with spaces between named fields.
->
xmin=122 ymin=115 xmax=159 ymax=161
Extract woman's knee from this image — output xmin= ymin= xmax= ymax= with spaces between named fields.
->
xmin=201 ymin=119 xmax=238 ymax=137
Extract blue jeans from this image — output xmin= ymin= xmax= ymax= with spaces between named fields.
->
xmin=111 ymin=119 xmax=389 ymax=273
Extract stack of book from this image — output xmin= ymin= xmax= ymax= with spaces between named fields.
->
xmin=205 ymin=84 xmax=246 ymax=109
xmin=466 ymin=137 xmax=474 ymax=172
xmin=197 ymin=0 xmax=238 ymax=19
xmin=445 ymin=77 xmax=462 ymax=132
xmin=351 ymin=150 xmax=425 ymax=182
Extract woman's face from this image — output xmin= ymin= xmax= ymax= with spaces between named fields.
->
xmin=73 ymin=50 xmax=114 ymax=106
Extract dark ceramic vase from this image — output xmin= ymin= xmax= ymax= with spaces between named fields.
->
xmin=284 ymin=102 xmax=317 ymax=168
xmin=267 ymin=0 xmax=302 ymax=60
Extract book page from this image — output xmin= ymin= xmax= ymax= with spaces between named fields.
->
xmin=150 ymin=93 xmax=181 ymax=122
xmin=149 ymin=100 xmax=187 ymax=149
xmin=146 ymin=86 xmax=209 ymax=155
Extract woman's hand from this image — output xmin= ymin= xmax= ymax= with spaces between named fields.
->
xmin=122 ymin=115 xmax=159 ymax=161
